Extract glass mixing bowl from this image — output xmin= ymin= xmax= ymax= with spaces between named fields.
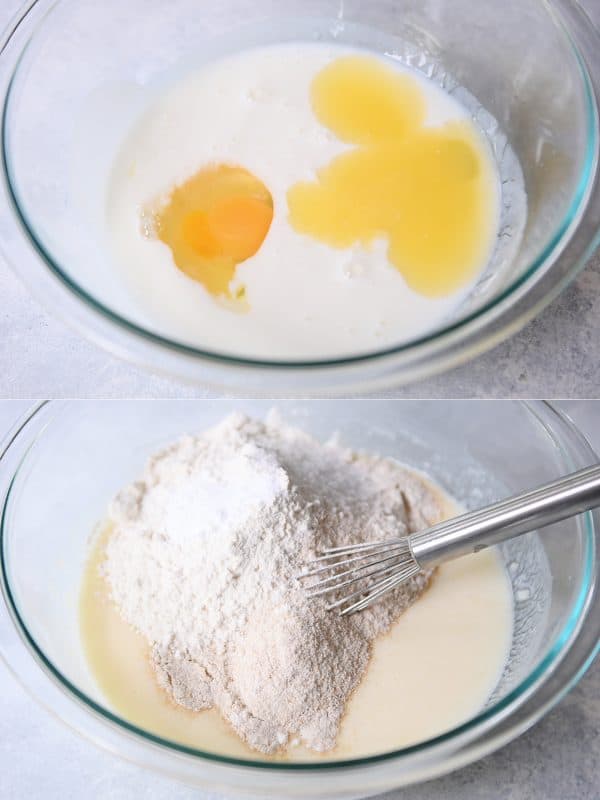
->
xmin=0 ymin=400 xmax=598 ymax=798
xmin=1 ymin=1 xmax=600 ymax=394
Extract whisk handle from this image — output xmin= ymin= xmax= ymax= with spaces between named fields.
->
xmin=409 ymin=464 xmax=600 ymax=567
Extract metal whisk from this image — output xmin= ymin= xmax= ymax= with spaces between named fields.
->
xmin=299 ymin=464 xmax=600 ymax=615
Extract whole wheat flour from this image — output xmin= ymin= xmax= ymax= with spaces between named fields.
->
xmin=103 ymin=412 xmax=444 ymax=754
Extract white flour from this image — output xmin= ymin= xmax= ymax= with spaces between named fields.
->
xmin=104 ymin=412 xmax=443 ymax=754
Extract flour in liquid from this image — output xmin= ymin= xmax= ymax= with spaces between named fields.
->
xmin=81 ymin=529 xmax=512 ymax=760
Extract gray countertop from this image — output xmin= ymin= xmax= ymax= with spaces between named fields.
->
xmin=2 ymin=250 xmax=599 ymax=399
xmin=1 ymin=1 xmax=600 ymax=399
xmin=0 ymin=399 xmax=599 ymax=800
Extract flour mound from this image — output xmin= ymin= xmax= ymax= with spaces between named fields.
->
xmin=104 ymin=412 xmax=443 ymax=754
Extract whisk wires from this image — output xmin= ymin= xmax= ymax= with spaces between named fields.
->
xmin=298 ymin=537 xmax=420 ymax=615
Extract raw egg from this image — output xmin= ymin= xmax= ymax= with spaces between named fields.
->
xmin=155 ymin=164 xmax=273 ymax=298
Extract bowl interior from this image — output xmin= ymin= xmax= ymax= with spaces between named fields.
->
xmin=0 ymin=400 xmax=594 ymax=767
xmin=2 ymin=0 xmax=597 ymax=362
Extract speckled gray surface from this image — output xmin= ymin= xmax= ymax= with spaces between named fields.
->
xmin=2 ymin=250 xmax=600 ymax=399
xmin=1 ymin=0 xmax=600 ymax=399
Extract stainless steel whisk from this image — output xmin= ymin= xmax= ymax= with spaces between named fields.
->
xmin=299 ymin=464 xmax=600 ymax=615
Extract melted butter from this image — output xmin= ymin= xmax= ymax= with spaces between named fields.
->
xmin=154 ymin=165 xmax=273 ymax=298
xmin=80 ymin=506 xmax=512 ymax=761
xmin=288 ymin=56 xmax=498 ymax=296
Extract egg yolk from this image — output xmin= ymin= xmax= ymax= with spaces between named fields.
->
xmin=287 ymin=56 xmax=497 ymax=297
xmin=155 ymin=165 xmax=273 ymax=298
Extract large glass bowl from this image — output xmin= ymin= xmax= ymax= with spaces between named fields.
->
xmin=0 ymin=400 xmax=598 ymax=798
xmin=1 ymin=1 xmax=600 ymax=394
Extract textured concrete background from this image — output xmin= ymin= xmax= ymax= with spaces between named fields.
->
xmin=0 ymin=1 xmax=600 ymax=398
xmin=0 ymin=399 xmax=598 ymax=800
xmin=2 ymin=250 xmax=600 ymax=399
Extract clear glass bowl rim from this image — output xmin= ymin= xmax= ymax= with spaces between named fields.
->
xmin=0 ymin=399 xmax=598 ymax=775
xmin=0 ymin=0 xmax=598 ymax=377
